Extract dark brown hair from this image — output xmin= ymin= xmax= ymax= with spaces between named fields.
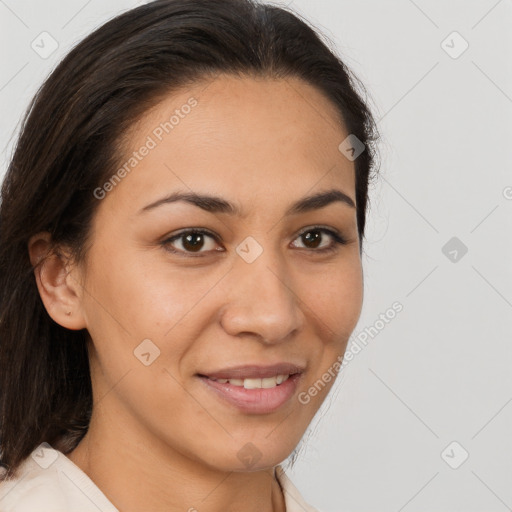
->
xmin=0 ymin=0 xmax=379 ymax=480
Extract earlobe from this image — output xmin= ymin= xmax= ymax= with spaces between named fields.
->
xmin=27 ymin=232 xmax=87 ymax=331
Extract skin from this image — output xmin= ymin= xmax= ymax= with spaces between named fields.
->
xmin=28 ymin=74 xmax=363 ymax=512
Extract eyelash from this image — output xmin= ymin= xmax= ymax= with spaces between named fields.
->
xmin=161 ymin=226 xmax=348 ymax=258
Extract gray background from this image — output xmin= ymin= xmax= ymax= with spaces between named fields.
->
xmin=1 ymin=1 xmax=511 ymax=511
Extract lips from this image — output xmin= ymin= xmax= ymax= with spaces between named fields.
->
xmin=197 ymin=371 xmax=304 ymax=414
xmin=196 ymin=362 xmax=306 ymax=413
xmin=197 ymin=362 xmax=305 ymax=380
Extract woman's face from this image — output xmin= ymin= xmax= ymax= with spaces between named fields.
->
xmin=73 ymin=74 xmax=363 ymax=471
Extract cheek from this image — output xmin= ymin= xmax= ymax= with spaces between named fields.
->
xmin=82 ymin=244 xmax=210 ymax=339
xmin=334 ymin=266 xmax=364 ymax=336
xmin=80 ymin=244 xmax=233 ymax=388
xmin=304 ymin=257 xmax=363 ymax=342
xmin=296 ymin=263 xmax=362 ymax=415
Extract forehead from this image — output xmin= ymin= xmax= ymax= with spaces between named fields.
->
xmin=103 ymin=74 xmax=355 ymax=216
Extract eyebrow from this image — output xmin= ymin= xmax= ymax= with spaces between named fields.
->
xmin=139 ymin=188 xmax=356 ymax=216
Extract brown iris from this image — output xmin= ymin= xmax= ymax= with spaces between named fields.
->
xmin=301 ymin=230 xmax=322 ymax=249
xmin=182 ymin=233 xmax=205 ymax=252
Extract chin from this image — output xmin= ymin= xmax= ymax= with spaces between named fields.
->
xmin=199 ymin=437 xmax=298 ymax=473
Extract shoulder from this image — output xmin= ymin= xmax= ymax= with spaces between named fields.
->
xmin=275 ymin=465 xmax=323 ymax=512
xmin=0 ymin=451 xmax=68 ymax=512
xmin=0 ymin=444 xmax=118 ymax=512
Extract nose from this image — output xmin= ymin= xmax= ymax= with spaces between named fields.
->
xmin=219 ymin=249 xmax=304 ymax=345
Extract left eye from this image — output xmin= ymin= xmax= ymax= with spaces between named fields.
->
xmin=291 ymin=227 xmax=346 ymax=252
xmin=162 ymin=227 xmax=346 ymax=257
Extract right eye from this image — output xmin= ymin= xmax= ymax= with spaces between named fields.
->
xmin=161 ymin=229 xmax=224 ymax=257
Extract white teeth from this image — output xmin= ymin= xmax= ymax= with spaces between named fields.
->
xmin=261 ymin=377 xmax=277 ymax=388
xmin=244 ymin=378 xmax=262 ymax=389
xmin=210 ymin=374 xmax=291 ymax=388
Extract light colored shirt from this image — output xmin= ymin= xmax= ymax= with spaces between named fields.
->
xmin=0 ymin=446 xmax=320 ymax=512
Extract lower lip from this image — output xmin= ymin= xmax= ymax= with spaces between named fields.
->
xmin=197 ymin=373 xmax=302 ymax=414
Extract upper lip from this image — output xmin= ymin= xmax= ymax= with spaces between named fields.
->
xmin=198 ymin=363 xmax=305 ymax=380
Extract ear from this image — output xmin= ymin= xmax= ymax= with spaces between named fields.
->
xmin=28 ymin=232 xmax=87 ymax=330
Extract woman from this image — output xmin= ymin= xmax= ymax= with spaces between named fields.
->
xmin=0 ymin=0 xmax=379 ymax=510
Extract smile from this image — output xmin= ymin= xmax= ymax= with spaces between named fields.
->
xmin=197 ymin=372 xmax=303 ymax=414
xmin=207 ymin=374 xmax=291 ymax=388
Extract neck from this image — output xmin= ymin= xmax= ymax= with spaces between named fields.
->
xmin=67 ymin=413 xmax=287 ymax=512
